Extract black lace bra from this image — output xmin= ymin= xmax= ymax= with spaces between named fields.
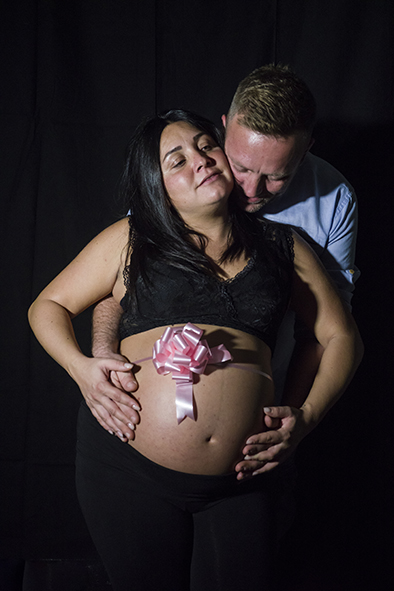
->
xmin=119 ymin=223 xmax=294 ymax=352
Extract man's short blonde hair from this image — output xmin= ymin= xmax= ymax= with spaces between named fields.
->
xmin=227 ymin=64 xmax=316 ymax=139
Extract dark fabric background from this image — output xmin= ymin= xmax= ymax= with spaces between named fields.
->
xmin=1 ymin=1 xmax=393 ymax=589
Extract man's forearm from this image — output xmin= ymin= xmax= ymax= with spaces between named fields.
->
xmin=280 ymin=336 xmax=324 ymax=409
xmin=92 ymin=296 xmax=123 ymax=357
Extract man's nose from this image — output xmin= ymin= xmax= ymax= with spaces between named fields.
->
xmin=242 ymin=175 xmax=265 ymax=198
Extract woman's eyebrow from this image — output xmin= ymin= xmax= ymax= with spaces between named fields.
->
xmin=162 ymin=145 xmax=181 ymax=163
xmin=162 ymin=132 xmax=206 ymax=163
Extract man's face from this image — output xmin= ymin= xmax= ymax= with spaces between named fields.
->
xmin=223 ymin=114 xmax=312 ymax=212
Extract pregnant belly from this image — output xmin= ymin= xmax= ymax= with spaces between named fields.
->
xmin=120 ymin=325 xmax=274 ymax=475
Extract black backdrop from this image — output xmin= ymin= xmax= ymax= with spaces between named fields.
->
xmin=1 ymin=1 xmax=393 ymax=590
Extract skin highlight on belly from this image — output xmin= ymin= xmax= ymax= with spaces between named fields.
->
xmin=120 ymin=324 xmax=274 ymax=475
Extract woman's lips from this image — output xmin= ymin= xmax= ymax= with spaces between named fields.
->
xmin=199 ymin=172 xmax=221 ymax=186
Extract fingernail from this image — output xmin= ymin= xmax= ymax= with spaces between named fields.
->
xmin=264 ymin=407 xmax=271 ymax=413
xmin=127 ymin=423 xmax=135 ymax=430
xmin=124 ymin=363 xmax=133 ymax=369
xmin=108 ymin=430 xmax=115 ymax=435
xmin=244 ymin=455 xmax=251 ymax=460
xmin=132 ymin=404 xmax=140 ymax=411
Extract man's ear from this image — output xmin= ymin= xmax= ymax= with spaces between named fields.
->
xmin=300 ymin=137 xmax=315 ymax=165
xmin=221 ymin=114 xmax=227 ymax=128
xmin=307 ymin=137 xmax=315 ymax=151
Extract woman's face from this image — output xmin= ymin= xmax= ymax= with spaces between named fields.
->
xmin=159 ymin=121 xmax=234 ymax=217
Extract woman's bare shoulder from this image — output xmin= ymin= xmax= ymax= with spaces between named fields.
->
xmin=91 ymin=217 xmax=129 ymax=245
xmin=291 ymin=229 xmax=322 ymax=271
xmin=76 ymin=217 xmax=130 ymax=264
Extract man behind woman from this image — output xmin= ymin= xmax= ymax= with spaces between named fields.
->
xmin=89 ymin=65 xmax=360 ymax=477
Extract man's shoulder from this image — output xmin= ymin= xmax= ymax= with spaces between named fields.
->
xmin=297 ymin=152 xmax=354 ymax=190
xmin=295 ymin=154 xmax=357 ymax=205
xmin=270 ymin=152 xmax=356 ymax=211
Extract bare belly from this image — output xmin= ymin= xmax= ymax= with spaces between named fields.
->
xmin=120 ymin=324 xmax=274 ymax=475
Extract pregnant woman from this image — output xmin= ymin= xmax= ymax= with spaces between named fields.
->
xmin=29 ymin=109 xmax=362 ymax=591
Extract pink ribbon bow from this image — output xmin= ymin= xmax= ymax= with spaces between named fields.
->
xmin=152 ymin=323 xmax=232 ymax=423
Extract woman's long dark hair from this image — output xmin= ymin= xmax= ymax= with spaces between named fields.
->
xmin=121 ymin=109 xmax=261 ymax=291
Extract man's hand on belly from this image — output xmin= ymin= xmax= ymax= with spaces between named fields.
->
xmin=234 ymin=406 xmax=306 ymax=478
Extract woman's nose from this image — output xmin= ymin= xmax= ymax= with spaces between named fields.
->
xmin=195 ymin=152 xmax=213 ymax=170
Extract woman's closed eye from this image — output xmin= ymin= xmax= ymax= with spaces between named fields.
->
xmin=170 ymin=142 xmax=217 ymax=169
xmin=199 ymin=142 xmax=216 ymax=152
xmin=172 ymin=158 xmax=186 ymax=168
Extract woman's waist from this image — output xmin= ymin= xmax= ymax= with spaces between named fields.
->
xmin=78 ymin=402 xmax=281 ymax=490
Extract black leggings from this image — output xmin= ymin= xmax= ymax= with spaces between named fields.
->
xmin=75 ymin=402 xmax=283 ymax=591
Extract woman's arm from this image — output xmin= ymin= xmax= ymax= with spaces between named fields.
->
xmin=28 ymin=219 xmax=140 ymax=440
xmin=286 ymin=231 xmax=363 ymax=426
xmin=236 ymin=231 xmax=363 ymax=477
